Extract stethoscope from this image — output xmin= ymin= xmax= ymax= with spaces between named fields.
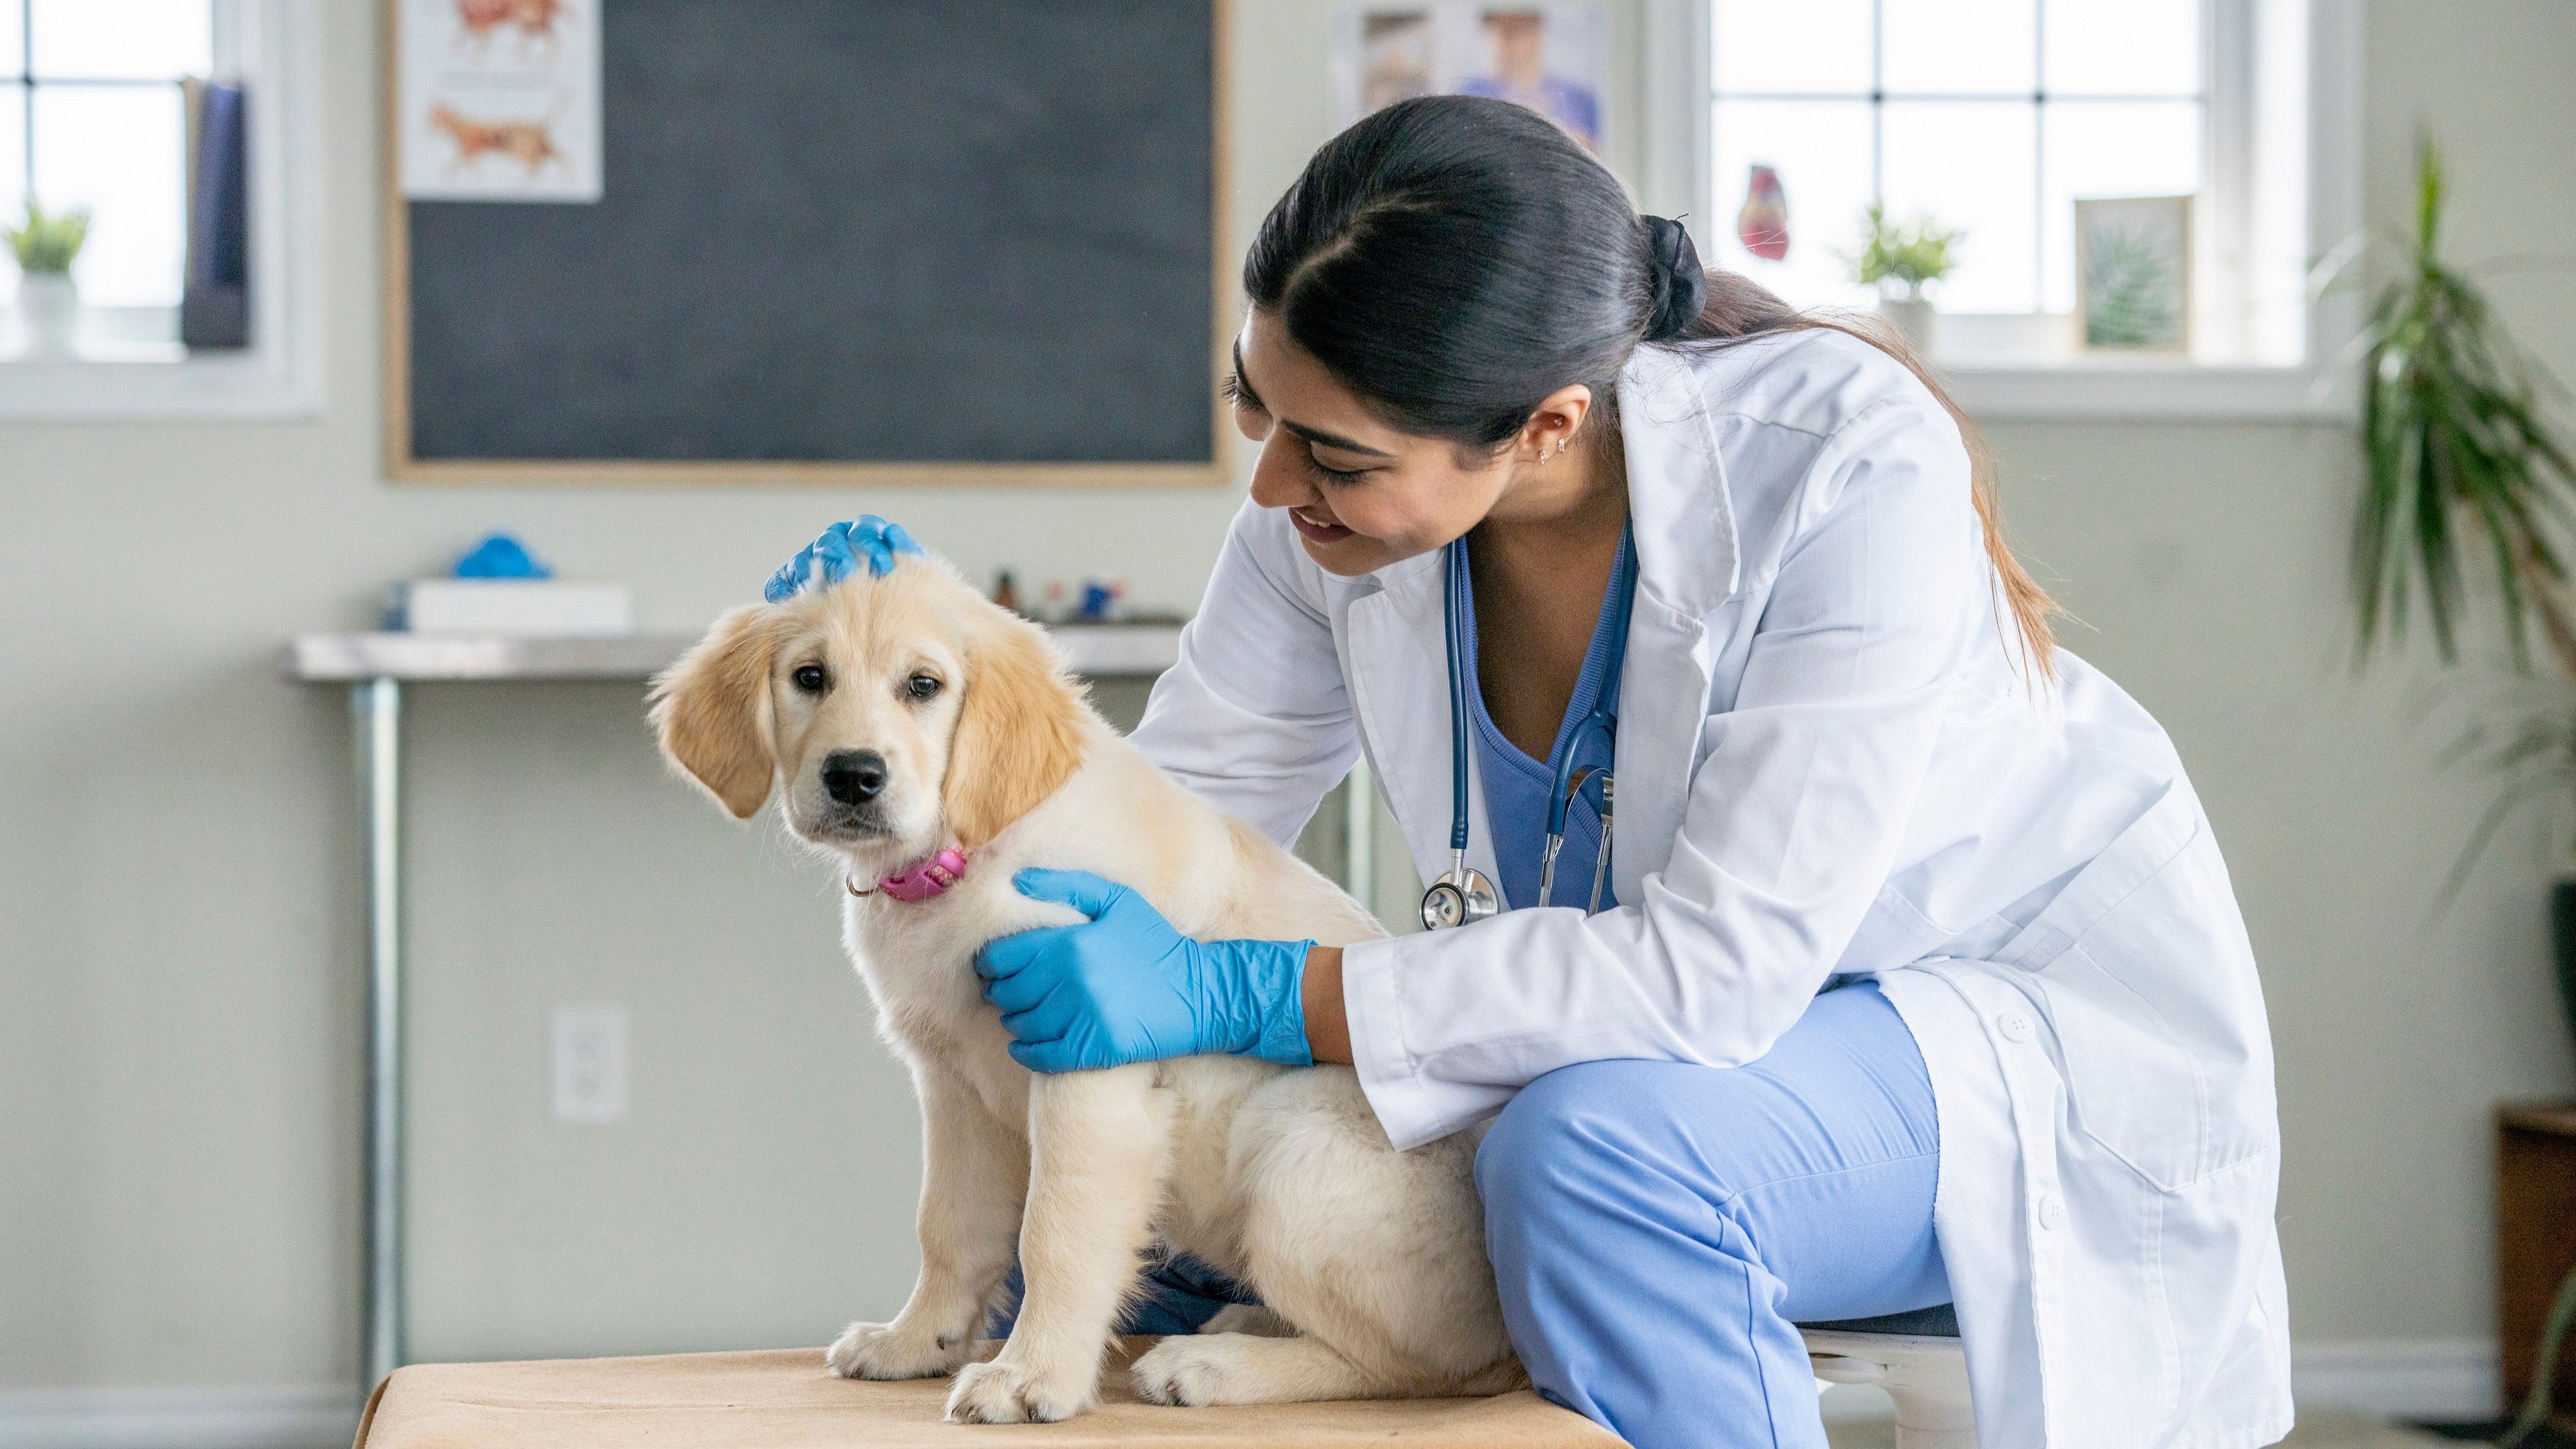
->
xmin=1419 ymin=523 xmax=1637 ymax=931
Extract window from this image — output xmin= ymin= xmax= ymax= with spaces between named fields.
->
xmin=0 ymin=0 xmax=321 ymax=417
xmin=3 ymin=0 xmax=209 ymax=352
xmin=1713 ymin=0 xmax=2210 ymax=321
xmin=1638 ymin=0 xmax=2360 ymax=417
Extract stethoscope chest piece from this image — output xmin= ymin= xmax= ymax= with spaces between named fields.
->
xmin=1417 ymin=525 xmax=1637 ymax=932
xmin=1420 ymin=861 xmax=1500 ymax=931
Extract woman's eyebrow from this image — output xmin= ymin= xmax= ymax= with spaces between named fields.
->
xmin=1233 ymin=341 xmax=1395 ymax=459
xmin=1283 ymin=421 xmax=1393 ymax=459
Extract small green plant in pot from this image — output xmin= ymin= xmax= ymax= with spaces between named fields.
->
xmin=1851 ymin=204 xmax=1961 ymax=355
xmin=8 ymin=199 xmax=91 ymax=358
xmin=2345 ymin=135 xmax=2576 ymax=1446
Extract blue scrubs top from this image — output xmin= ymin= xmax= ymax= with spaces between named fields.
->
xmin=1457 ymin=529 xmax=1636 ymax=912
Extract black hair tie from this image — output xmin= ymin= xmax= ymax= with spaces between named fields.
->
xmin=1639 ymin=215 xmax=1707 ymax=342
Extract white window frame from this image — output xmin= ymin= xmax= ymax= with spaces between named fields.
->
xmin=0 ymin=0 xmax=323 ymax=419
xmin=1638 ymin=0 xmax=2363 ymax=421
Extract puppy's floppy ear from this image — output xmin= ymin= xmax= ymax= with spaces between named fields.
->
xmin=650 ymin=605 xmax=780 ymax=820
xmin=943 ymin=608 xmax=1091 ymax=849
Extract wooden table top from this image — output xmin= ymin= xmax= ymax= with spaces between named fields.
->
xmin=2499 ymin=1101 xmax=2576 ymax=1138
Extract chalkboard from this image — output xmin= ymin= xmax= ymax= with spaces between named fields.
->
xmin=384 ymin=0 xmax=1227 ymax=484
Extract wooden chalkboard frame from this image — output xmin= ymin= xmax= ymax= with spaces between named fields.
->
xmin=380 ymin=0 xmax=1233 ymax=487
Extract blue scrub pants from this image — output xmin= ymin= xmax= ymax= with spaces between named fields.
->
xmin=1477 ymin=979 xmax=1946 ymax=1449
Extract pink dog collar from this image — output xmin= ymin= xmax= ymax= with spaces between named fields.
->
xmin=853 ymin=848 xmax=970 ymax=903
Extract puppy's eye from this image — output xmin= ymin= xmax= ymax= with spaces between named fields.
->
xmin=791 ymin=663 xmax=829 ymax=694
xmin=905 ymin=673 xmax=943 ymax=701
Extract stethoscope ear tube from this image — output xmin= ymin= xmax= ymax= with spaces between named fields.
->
xmin=1585 ymin=773 xmax=1615 ymax=916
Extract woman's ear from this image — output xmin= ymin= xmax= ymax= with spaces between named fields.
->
xmin=1518 ymin=382 xmax=1595 ymax=457
xmin=649 ymin=606 xmax=780 ymax=819
xmin=943 ymin=610 xmax=1091 ymax=848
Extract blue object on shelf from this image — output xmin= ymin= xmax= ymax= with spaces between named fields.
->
xmin=452 ymin=533 xmax=553 ymax=580
xmin=1076 ymin=581 xmax=1119 ymax=623
xmin=182 ymin=81 xmax=249 ymax=350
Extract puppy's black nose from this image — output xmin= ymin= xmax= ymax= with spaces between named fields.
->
xmin=820 ymin=750 xmax=889 ymax=805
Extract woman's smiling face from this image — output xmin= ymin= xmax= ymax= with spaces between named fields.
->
xmin=1231 ymin=309 xmax=1587 ymax=577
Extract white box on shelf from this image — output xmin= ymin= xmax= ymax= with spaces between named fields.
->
xmin=393 ymin=579 xmax=636 ymax=637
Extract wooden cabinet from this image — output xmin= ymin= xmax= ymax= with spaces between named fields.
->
xmin=2499 ymin=1103 xmax=2576 ymax=1406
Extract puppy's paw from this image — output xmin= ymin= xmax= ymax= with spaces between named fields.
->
xmin=825 ymin=1319 xmax=972 ymax=1380
xmin=1133 ymin=1334 xmax=1268 ymax=1407
xmin=1199 ymin=1302 xmax=1297 ymax=1338
xmin=945 ymin=1355 xmax=1090 ymax=1424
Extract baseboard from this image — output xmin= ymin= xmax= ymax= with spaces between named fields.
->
xmin=2292 ymin=1338 xmax=2501 ymax=1422
xmin=0 ymin=1384 xmax=363 ymax=1449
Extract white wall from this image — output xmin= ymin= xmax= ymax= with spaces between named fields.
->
xmin=2 ymin=0 xmax=2572 ymax=1410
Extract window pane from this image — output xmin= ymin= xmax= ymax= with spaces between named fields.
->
xmin=0 ymin=83 xmax=23 ymax=294
xmin=2040 ymin=100 xmax=2200 ymax=311
xmin=1883 ymin=0 xmax=2035 ymax=97
xmin=1712 ymin=0 xmax=1872 ymax=95
xmin=1881 ymin=101 xmax=2037 ymax=313
xmin=2043 ymin=0 xmax=2198 ymax=96
xmin=32 ymin=84 xmax=186 ymax=306
xmin=1711 ymin=99 xmax=1874 ymax=309
xmin=0 ymin=0 xmax=23 ymax=77
xmin=30 ymin=0 xmax=209 ymax=80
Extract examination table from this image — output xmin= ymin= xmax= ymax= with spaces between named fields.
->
xmin=353 ymin=1313 xmax=1969 ymax=1446
xmin=351 ymin=1338 xmax=1622 ymax=1448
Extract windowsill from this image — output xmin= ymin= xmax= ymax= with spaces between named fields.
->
xmin=1 ymin=302 xmax=189 ymax=364
xmin=1910 ymin=310 xmax=2354 ymax=423
xmin=0 ymin=248 xmax=319 ymax=419
xmin=1935 ymin=361 xmax=2349 ymax=423
xmin=0 ymin=305 xmax=320 ymax=417
xmin=0 ymin=345 xmax=322 ymax=419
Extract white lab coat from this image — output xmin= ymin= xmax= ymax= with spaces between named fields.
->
xmin=1131 ymin=329 xmax=2292 ymax=1448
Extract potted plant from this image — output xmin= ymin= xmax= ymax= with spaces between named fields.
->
xmin=1852 ymin=203 xmax=1961 ymax=355
xmin=2343 ymin=136 xmax=2576 ymax=1445
xmin=9 ymin=199 xmax=91 ymax=358
xmin=2351 ymin=138 xmax=2576 ymax=902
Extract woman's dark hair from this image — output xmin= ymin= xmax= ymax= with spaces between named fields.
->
xmin=1243 ymin=94 xmax=2058 ymax=677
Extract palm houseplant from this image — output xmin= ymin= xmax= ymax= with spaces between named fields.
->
xmin=8 ymin=199 xmax=90 ymax=357
xmin=2345 ymin=137 xmax=2576 ymax=1445
xmin=2351 ymin=139 xmax=2576 ymax=925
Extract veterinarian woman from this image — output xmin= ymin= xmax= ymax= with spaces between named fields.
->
xmin=771 ymin=96 xmax=2287 ymax=1449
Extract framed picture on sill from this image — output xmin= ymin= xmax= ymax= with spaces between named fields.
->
xmin=2075 ymin=195 xmax=2194 ymax=353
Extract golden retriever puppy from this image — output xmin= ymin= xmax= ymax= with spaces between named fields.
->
xmin=649 ymin=555 xmax=1518 ymax=1424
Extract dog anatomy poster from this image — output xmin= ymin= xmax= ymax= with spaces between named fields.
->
xmin=399 ymin=0 xmax=603 ymax=203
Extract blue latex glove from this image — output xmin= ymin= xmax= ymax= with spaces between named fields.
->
xmin=763 ymin=516 xmax=923 ymax=603
xmin=975 ymin=869 xmax=1315 ymax=1073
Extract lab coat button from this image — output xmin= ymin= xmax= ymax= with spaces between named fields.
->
xmin=1999 ymin=1011 xmax=2036 ymax=1042
xmin=2037 ymin=1192 xmax=2065 ymax=1230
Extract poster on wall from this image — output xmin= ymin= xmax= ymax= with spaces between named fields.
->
xmin=1330 ymin=5 xmax=1607 ymax=152
xmin=397 ymin=0 xmax=603 ymax=203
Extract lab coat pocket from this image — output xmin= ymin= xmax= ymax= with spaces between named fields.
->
xmin=2037 ymin=838 xmax=2272 ymax=1192
xmin=2037 ymin=938 xmax=2209 ymax=1191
